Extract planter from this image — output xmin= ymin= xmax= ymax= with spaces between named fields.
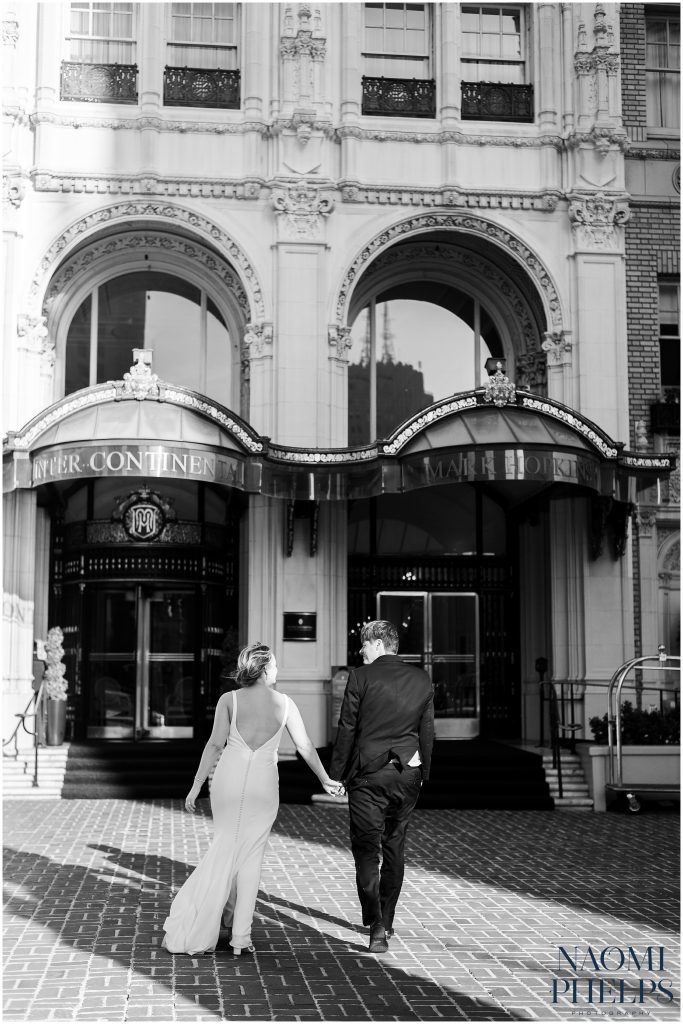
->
xmin=587 ymin=745 xmax=680 ymax=812
xmin=46 ymin=699 xmax=67 ymax=746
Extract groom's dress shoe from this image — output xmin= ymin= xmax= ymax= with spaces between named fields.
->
xmin=368 ymin=926 xmax=388 ymax=953
xmin=386 ymin=928 xmax=394 ymax=939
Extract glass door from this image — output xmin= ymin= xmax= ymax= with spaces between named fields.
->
xmin=140 ymin=589 xmax=196 ymax=738
xmin=377 ymin=591 xmax=480 ymax=739
xmin=87 ymin=586 xmax=196 ymax=739
xmin=88 ymin=588 xmax=137 ymax=738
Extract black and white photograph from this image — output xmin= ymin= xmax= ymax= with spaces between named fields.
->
xmin=2 ymin=1 xmax=680 ymax=1022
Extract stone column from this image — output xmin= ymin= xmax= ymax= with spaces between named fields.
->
xmin=138 ymin=1 xmax=162 ymax=114
xmin=242 ymin=0 xmax=265 ymax=120
xmin=2 ymin=489 xmax=38 ymax=747
xmin=439 ymin=3 xmax=460 ymax=127
xmin=567 ymin=193 xmax=630 ymax=441
xmin=339 ymin=2 xmax=362 ymax=180
xmin=635 ymin=509 xmax=660 ymax=655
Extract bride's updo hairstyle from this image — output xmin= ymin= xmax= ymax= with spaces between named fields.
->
xmin=235 ymin=642 xmax=273 ymax=687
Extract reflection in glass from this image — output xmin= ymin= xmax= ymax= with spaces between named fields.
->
xmin=149 ymin=592 xmax=195 ymax=654
xmin=377 ymin=594 xmax=425 ymax=657
xmin=90 ymin=662 xmax=136 ymax=727
xmin=149 ymin=664 xmax=194 ymax=727
xmin=90 ymin=589 xmax=136 ymax=654
xmin=348 ymin=298 xmax=497 ymax=445
xmin=65 ymin=271 xmax=233 ymax=407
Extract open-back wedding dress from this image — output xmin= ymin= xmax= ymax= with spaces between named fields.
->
xmin=163 ymin=689 xmax=290 ymax=954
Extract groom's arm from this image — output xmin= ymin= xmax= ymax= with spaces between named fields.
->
xmin=329 ymin=670 xmax=360 ymax=782
xmin=418 ymin=687 xmax=435 ymax=781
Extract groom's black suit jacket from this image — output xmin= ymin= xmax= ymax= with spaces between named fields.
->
xmin=329 ymin=655 xmax=435 ymax=784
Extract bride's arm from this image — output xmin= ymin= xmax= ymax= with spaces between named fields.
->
xmin=185 ymin=692 xmax=231 ymax=811
xmin=285 ymin=700 xmax=344 ymax=795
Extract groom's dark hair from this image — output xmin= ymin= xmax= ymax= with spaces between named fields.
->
xmin=360 ymin=620 xmax=399 ymax=654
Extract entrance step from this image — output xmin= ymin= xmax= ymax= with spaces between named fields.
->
xmin=3 ymin=745 xmax=70 ymax=799
xmin=541 ymin=752 xmax=593 ymax=810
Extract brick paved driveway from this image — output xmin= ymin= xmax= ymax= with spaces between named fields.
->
xmin=3 ymin=801 xmax=679 ymax=1023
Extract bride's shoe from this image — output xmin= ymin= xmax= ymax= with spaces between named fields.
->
xmin=231 ymin=944 xmax=255 ymax=956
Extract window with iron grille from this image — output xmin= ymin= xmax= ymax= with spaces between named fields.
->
xmin=168 ymin=3 xmax=239 ymax=70
xmin=67 ymin=1 xmax=136 ymax=63
xmin=461 ymin=4 xmax=526 ymax=84
xmin=460 ymin=5 xmax=532 ymax=122
xmin=62 ymin=2 xmax=137 ymax=102
xmin=164 ymin=3 xmax=240 ymax=108
xmin=646 ymin=12 xmax=680 ymax=131
xmin=361 ymin=3 xmax=435 ymax=117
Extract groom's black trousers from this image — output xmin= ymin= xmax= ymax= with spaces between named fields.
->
xmin=347 ymin=763 xmax=422 ymax=930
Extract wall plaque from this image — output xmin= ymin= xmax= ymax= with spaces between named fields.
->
xmin=283 ymin=612 xmax=317 ymax=642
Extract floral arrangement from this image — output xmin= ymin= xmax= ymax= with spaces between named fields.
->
xmin=44 ymin=626 xmax=68 ymax=701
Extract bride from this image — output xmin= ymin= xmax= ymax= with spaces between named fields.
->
xmin=162 ymin=642 xmax=343 ymax=956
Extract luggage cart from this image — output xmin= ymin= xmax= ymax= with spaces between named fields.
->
xmin=605 ymin=646 xmax=680 ymax=813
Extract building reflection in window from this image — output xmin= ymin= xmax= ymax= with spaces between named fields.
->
xmin=347 ymin=298 xmax=500 ymax=445
xmin=65 ymin=271 xmax=232 ymax=405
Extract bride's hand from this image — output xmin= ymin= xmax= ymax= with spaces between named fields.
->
xmin=323 ymin=779 xmax=345 ymax=797
xmin=185 ymin=783 xmax=201 ymax=813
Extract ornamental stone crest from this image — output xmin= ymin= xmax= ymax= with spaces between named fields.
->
xmin=272 ymin=182 xmax=334 ymax=239
xmin=117 ymin=349 xmax=160 ymax=400
xmin=243 ymin=322 xmax=273 ymax=358
xmin=568 ymin=191 xmax=630 ymax=250
xmin=542 ymin=330 xmax=573 ymax=366
xmin=17 ymin=313 xmax=49 ymax=357
xmin=328 ymin=324 xmax=352 ymax=360
xmin=484 ymin=363 xmax=517 ymax=407
xmin=3 ymin=174 xmax=25 ymax=208
xmin=2 ymin=16 xmax=19 ymax=47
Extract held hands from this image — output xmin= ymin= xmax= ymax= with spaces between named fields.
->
xmin=323 ymin=778 xmax=345 ymax=797
xmin=185 ymin=782 xmax=202 ymax=813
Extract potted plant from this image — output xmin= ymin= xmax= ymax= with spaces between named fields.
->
xmin=44 ymin=627 xmax=68 ymax=746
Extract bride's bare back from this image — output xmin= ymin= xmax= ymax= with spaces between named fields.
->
xmin=232 ymin=686 xmax=287 ymax=750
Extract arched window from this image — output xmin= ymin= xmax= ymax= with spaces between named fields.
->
xmin=347 ymin=296 xmax=503 ymax=445
xmin=64 ymin=271 xmax=233 ymax=405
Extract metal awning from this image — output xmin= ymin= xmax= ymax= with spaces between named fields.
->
xmin=3 ymin=377 xmax=675 ymax=501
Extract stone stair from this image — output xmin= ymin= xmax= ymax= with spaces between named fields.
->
xmin=542 ymin=750 xmax=594 ymax=809
xmin=3 ymin=744 xmax=70 ymax=799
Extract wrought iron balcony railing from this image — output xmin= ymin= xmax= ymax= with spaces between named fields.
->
xmin=362 ymin=76 xmax=436 ymax=118
xmin=461 ymin=81 xmax=534 ymax=123
xmin=164 ymin=66 xmax=240 ymax=109
xmin=60 ymin=61 xmax=138 ymax=104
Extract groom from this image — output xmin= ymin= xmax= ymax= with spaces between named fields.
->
xmin=330 ymin=619 xmax=434 ymax=953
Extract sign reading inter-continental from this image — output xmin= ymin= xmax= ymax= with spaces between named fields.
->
xmin=32 ymin=444 xmax=245 ymax=488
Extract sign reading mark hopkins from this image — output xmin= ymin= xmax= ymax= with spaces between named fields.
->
xmin=31 ymin=444 xmax=244 ymax=489
xmin=402 ymin=448 xmax=601 ymax=489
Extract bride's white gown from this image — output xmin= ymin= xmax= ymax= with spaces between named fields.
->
xmin=163 ymin=690 xmax=291 ymax=954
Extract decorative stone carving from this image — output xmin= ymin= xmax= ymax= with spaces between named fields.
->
xmin=17 ymin=313 xmax=48 ymax=354
xmin=272 ymin=182 xmax=334 ymax=239
xmin=30 ymin=201 xmax=266 ymax=322
xmin=568 ymin=191 xmax=630 ymax=250
xmin=32 ymin=170 xmax=266 ymax=200
xmin=483 ymin=363 xmax=517 ymax=407
xmin=328 ymin=324 xmax=352 ymax=359
xmin=2 ymin=16 xmax=19 ymax=47
xmin=516 ymin=351 xmax=548 ymax=393
xmin=333 ymin=212 xmax=564 ymax=336
xmin=3 ymin=174 xmax=25 ymax=208
xmin=660 ymin=537 xmax=680 ymax=575
xmin=340 ymin=182 xmax=560 ymax=211
xmin=115 ymin=350 xmax=161 ymax=401
xmin=542 ymin=330 xmax=573 ymax=366
xmin=280 ymin=4 xmax=326 ymax=137
xmin=31 ymin=111 xmax=270 ymax=137
xmin=636 ymin=509 xmax=658 ymax=538
xmin=522 ymin=397 xmax=618 ymax=458
xmin=43 ymin=231 xmax=250 ymax=320
xmin=634 ymin=420 xmax=649 ymax=452
xmin=336 ymin=125 xmax=565 ymax=150
xmin=243 ymin=322 xmax=273 ymax=358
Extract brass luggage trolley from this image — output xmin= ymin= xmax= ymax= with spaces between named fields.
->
xmin=606 ymin=646 xmax=680 ymax=813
